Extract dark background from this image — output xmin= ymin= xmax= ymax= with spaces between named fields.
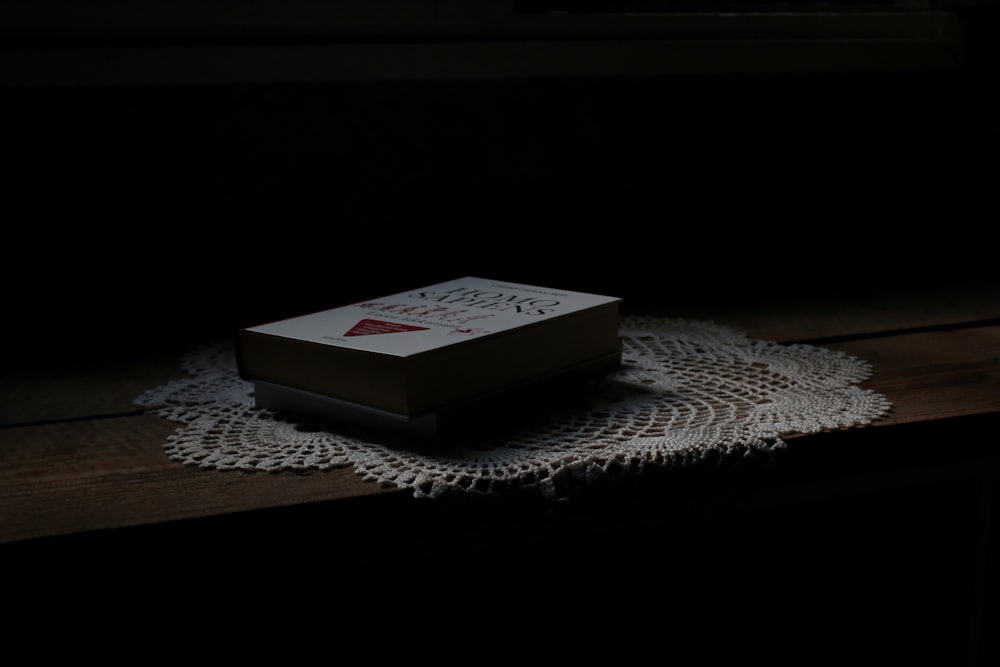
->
xmin=2 ymin=7 xmax=999 ymax=662
xmin=3 ymin=8 xmax=998 ymax=361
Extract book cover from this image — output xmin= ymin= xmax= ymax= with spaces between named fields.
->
xmin=236 ymin=276 xmax=622 ymax=420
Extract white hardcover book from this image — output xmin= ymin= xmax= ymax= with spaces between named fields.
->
xmin=236 ymin=276 xmax=622 ymax=425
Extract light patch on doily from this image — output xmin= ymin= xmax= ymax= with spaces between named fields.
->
xmin=134 ymin=317 xmax=892 ymax=499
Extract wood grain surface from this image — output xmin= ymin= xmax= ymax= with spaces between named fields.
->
xmin=2 ymin=284 xmax=997 ymax=545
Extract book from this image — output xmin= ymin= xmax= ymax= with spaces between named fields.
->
xmin=251 ymin=349 xmax=620 ymax=442
xmin=235 ymin=276 xmax=623 ymax=439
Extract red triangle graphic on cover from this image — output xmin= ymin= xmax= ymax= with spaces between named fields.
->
xmin=344 ymin=319 xmax=430 ymax=337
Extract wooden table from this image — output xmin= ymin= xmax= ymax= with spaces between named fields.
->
xmin=3 ymin=280 xmax=998 ymax=661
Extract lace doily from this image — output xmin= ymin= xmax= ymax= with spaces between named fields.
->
xmin=135 ymin=316 xmax=892 ymax=501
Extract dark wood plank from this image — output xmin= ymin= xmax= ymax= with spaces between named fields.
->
xmin=663 ymin=282 xmax=1000 ymax=343
xmin=834 ymin=326 xmax=1000 ymax=426
xmin=0 ymin=413 xmax=393 ymax=545
xmin=1 ymin=303 xmax=996 ymax=667
xmin=0 ymin=349 xmax=188 ymax=426
xmin=2 ymin=284 xmax=995 ymax=545
xmin=3 ymin=322 xmax=997 ymax=546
